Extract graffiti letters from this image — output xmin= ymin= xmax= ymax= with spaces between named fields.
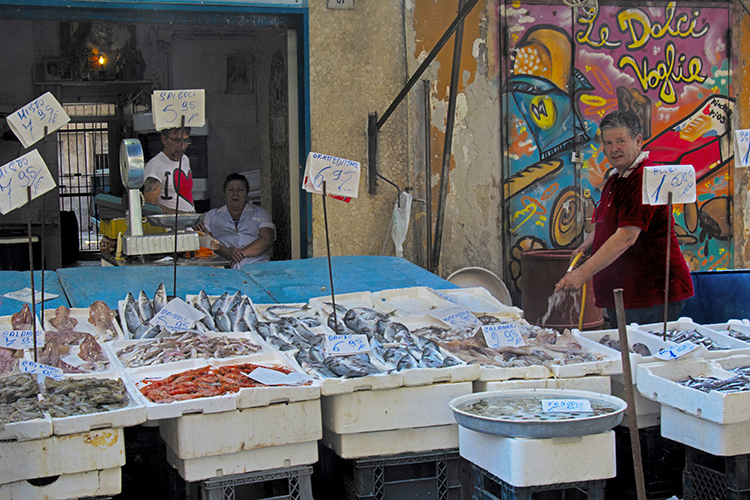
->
xmin=617 ymin=3 xmax=709 ymax=50
xmin=576 ymin=15 xmax=621 ymax=49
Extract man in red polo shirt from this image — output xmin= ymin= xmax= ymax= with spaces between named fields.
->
xmin=555 ymin=110 xmax=694 ymax=328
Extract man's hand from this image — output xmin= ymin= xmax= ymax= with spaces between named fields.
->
xmin=217 ymin=244 xmax=245 ymax=266
xmin=555 ymin=268 xmax=587 ymax=293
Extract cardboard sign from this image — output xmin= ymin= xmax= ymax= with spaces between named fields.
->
xmin=654 ymin=341 xmax=700 ymax=360
xmin=149 ymin=298 xmax=205 ymax=332
xmin=541 ymin=399 xmax=593 ymax=413
xmin=481 ymin=323 xmax=526 ymax=348
xmin=302 ymin=152 xmax=360 ymax=199
xmin=428 ymin=305 xmax=481 ymax=328
xmin=0 ymin=150 xmax=57 ymax=214
xmin=735 ymin=129 xmax=750 ymax=168
xmin=0 ymin=330 xmax=45 ymax=349
xmin=3 ymin=288 xmax=58 ymax=303
xmin=152 ymin=90 xmax=206 ymax=130
xmin=6 ymin=92 xmax=70 ymax=148
xmin=244 ymin=367 xmax=313 ymax=386
xmin=642 ymin=165 xmax=696 ymax=205
xmin=19 ymin=359 xmax=64 ymax=381
xmin=325 ymin=333 xmax=371 ymax=355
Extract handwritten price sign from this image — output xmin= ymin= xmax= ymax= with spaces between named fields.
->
xmin=19 ymin=360 xmax=64 ymax=381
xmin=325 ymin=334 xmax=371 ymax=356
xmin=654 ymin=341 xmax=700 ymax=360
xmin=0 ymin=330 xmax=45 ymax=349
xmin=6 ymin=92 xmax=70 ymax=148
xmin=541 ymin=399 xmax=593 ymax=413
xmin=302 ymin=152 xmax=360 ymax=199
xmin=642 ymin=165 xmax=696 ymax=205
xmin=481 ymin=324 xmax=526 ymax=348
xmin=735 ymin=129 xmax=750 ymax=168
xmin=0 ymin=150 xmax=57 ymax=214
xmin=428 ymin=306 xmax=480 ymax=328
xmin=152 ymin=90 xmax=206 ymax=130
xmin=149 ymin=297 xmax=204 ymax=332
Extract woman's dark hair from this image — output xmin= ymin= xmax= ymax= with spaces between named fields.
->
xmin=224 ymin=172 xmax=250 ymax=192
xmin=599 ymin=110 xmax=643 ymax=140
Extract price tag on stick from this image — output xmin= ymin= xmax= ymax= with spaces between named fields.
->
xmin=152 ymin=90 xmax=206 ymax=130
xmin=735 ymin=129 xmax=750 ymax=168
xmin=0 ymin=150 xmax=56 ymax=214
xmin=428 ymin=305 xmax=481 ymax=328
xmin=642 ymin=165 xmax=696 ymax=205
xmin=19 ymin=359 xmax=64 ymax=381
xmin=653 ymin=341 xmax=700 ymax=360
xmin=325 ymin=334 xmax=371 ymax=356
xmin=6 ymin=92 xmax=70 ymax=148
xmin=481 ymin=323 xmax=526 ymax=348
xmin=0 ymin=330 xmax=45 ymax=349
xmin=302 ymin=152 xmax=360 ymax=200
xmin=149 ymin=298 xmax=204 ymax=332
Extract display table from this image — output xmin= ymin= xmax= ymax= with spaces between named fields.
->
xmin=0 ymin=270 xmax=69 ymax=317
xmin=240 ymin=256 xmax=457 ymax=303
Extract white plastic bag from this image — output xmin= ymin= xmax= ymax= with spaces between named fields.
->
xmin=390 ymin=192 xmax=412 ymax=257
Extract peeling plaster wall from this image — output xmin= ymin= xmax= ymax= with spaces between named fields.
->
xmin=308 ymin=2 xmax=410 ymax=258
xmin=735 ymin=4 xmax=750 ymax=268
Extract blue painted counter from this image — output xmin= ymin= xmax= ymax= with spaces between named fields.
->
xmin=240 ymin=256 xmax=456 ymax=303
xmin=0 ymin=271 xmax=69 ymax=317
xmin=56 ymin=266 xmax=274 ymax=310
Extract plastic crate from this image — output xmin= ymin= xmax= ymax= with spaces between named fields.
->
xmin=472 ymin=465 xmax=604 ymax=500
xmin=117 ymin=425 xmax=173 ymax=500
xmin=315 ymin=444 xmax=463 ymax=500
xmin=197 ymin=466 xmax=314 ymax=500
xmin=605 ymin=425 xmax=684 ymax=500
xmin=683 ymin=446 xmax=750 ymax=500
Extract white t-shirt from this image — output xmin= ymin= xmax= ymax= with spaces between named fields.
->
xmin=144 ymin=151 xmax=194 ymax=212
xmin=204 ymin=204 xmax=275 ymax=268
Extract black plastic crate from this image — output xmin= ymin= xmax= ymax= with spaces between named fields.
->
xmin=472 ymin=464 xmax=604 ymax=500
xmin=683 ymin=446 xmax=750 ymax=500
xmin=115 ymin=425 xmax=172 ymax=500
xmin=605 ymin=425 xmax=684 ymax=500
xmin=314 ymin=444 xmax=463 ymax=500
xmin=196 ymin=466 xmax=314 ymax=500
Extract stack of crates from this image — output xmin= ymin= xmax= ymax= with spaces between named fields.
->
xmin=606 ymin=425 xmax=684 ymax=500
xmin=472 ymin=465 xmax=605 ymax=500
xmin=119 ymin=425 xmax=173 ymax=500
xmin=188 ymin=466 xmax=314 ymax=500
xmin=683 ymin=446 xmax=750 ymax=500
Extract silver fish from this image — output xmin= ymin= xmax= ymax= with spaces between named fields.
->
xmin=419 ymin=350 xmax=443 ymax=368
xmin=370 ymin=337 xmax=387 ymax=366
xmin=123 ymin=301 xmax=142 ymax=335
xmin=255 ymin=323 xmax=271 ymax=340
xmin=224 ymin=291 xmax=242 ymax=313
xmin=397 ymin=354 xmax=419 ymax=371
xmin=234 ymin=317 xmax=251 ymax=332
xmin=153 ymin=283 xmax=167 ymax=314
xmin=211 ymin=292 xmax=229 ymax=315
xmin=197 ymin=290 xmax=212 ymax=312
xmin=214 ymin=309 xmax=231 ymax=332
xmin=267 ymin=335 xmax=295 ymax=351
xmin=344 ymin=309 xmax=375 ymax=338
xmin=384 ymin=322 xmax=409 ymax=342
xmin=138 ymin=290 xmax=154 ymax=321
xmin=194 ymin=302 xmax=216 ymax=331
xmin=324 ymin=356 xmax=356 ymax=377
xmin=141 ymin=324 xmax=161 ymax=340
xmin=226 ymin=302 xmax=241 ymax=328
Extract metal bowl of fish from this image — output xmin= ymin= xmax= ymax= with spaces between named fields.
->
xmin=449 ymin=388 xmax=626 ymax=438
xmin=145 ymin=213 xmax=204 ymax=229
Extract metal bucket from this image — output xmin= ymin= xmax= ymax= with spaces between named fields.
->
xmin=521 ymin=249 xmax=603 ymax=330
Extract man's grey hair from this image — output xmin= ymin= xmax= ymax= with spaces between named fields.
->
xmin=599 ymin=110 xmax=643 ymax=140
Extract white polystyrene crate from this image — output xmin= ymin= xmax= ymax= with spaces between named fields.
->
xmin=478 ymin=364 xmax=553 ymax=382
xmin=0 ymin=427 xmax=124 ymax=485
xmin=435 ymin=287 xmax=523 ymax=320
xmin=610 ymin=375 xmax=661 ymax=428
xmin=44 ymin=307 xmax=124 ymax=342
xmin=165 ymin=441 xmax=318 ymax=482
xmin=308 ymin=291 xmax=385 ymax=319
xmin=0 ymin=413 xmax=53 ymax=442
xmin=474 ymin=375 xmax=611 ymax=394
xmin=636 ymin=358 xmax=750 ymax=424
xmin=661 ymin=404 xmax=750 ymax=456
xmin=160 ymin=398 xmax=322 ymax=460
xmin=546 ymin=335 xmax=621 ymax=378
xmin=322 ymin=424 xmax=459 ymax=459
xmin=129 ymin=359 xmax=236 ymax=420
xmin=574 ymin=326 xmax=676 ymax=383
xmin=635 ymin=317 xmax=750 ymax=358
xmin=50 ymin=373 xmax=147 ymax=436
xmin=400 ymin=362 xmax=480 ymax=388
xmin=458 ymin=426 xmax=616 ymax=487
xmin=372 ymin=287 xmax=454 ymax=318
xmin=703 ymin=320 xmax=750 ymax=344
xmin=317 ymin=371 xmax=404 ymax=396
xmin=321 ymin=381 xmax=472 ymax=434
xmin=0 ymin=467 xmax=121 ymax=500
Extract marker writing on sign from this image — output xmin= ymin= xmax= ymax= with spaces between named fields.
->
xmin=0 ymin=159 xmax=47 ymax=204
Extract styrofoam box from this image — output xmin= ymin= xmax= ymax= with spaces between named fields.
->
xmin=51 ymin=373 xmax=147 ymax=436
xmin=474 ymin=375 xmax=611 ymax=394
xmin=478 ymin=364 xmax=552 ymax=382
xmin=372 ymin=287 xmax=454 ymax=318
xmin=634 ymin=317 xmax=750 ymax=359
xmin=435 ymin=287 xmax=523 ymax=320
xmin=661 ymin=404 xmax=750 ymax=456
xmin=574 ymin=326 xmax=676 ymax=383
xmin=704 ymin=320 xmax=750 ymax=344
xmin=636 ymin=356 xmax=750 ymax=424
xmin=44 ymin=307 xmax=124 ymax=342
xmin=160 ymin=398 xmax=322 ymax=460
xmin=321 ymin=381 xmax=472 ymax=434
xmin=165 ymin=440 xmax=318 ymax=482
xmin=458 ymin=427 xmax=616 ymax=487
xmin=0 ymin=427 xmax=124 ymax=485
xmin=610 ymin=375 xmax=661 ymax=429
xmin=0 ymin=413 xmax=52 ymax=442
xmin=322 ymin=424 xmax=459 ymax=459
xmin=308 ymin=291 xmax=387 ymax=318
xmin=0 ymin=467 xmax=121 ymax=500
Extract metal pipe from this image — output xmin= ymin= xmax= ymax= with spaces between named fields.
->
xmin=368 ymin=113 xmax=379 ymax=195
xmin=432 ymin=0 xmax=467 ymax=273
xmin=423 ymin=79 xmax=432 ymax=272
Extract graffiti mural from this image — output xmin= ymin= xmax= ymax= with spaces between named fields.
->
xmin=502 ymin=2 xmax=732 ymax=298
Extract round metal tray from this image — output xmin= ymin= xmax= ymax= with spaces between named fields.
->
xmin=449 ymin=389 xmax=626 ymax=438
xmin=146 ymin=213 xmax=204 ymax=229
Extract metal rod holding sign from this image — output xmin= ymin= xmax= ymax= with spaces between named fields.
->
xmin=172 ymin=116 xmax=186 ymax=300
xmin=40 ymin=126 xmax=48 ymax=329
xmin=614 ymin=288 xmax=646 ymax=500
xmin=26 ymin=188 xmax=37 ymax=363
xmin=321 ymin=181 xmax=339 ymax=334
xmin=423 ymin=80 xmax=433 ymax=272
xmin=663 ymin=192 xmax=672 ymax=341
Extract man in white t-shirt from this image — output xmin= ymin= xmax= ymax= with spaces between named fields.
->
xmin=143 ymin=127 xmax=195 ymax=213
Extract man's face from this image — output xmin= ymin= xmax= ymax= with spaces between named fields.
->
xmin=602 ymin=127 xmax=642 ymax=174
xmin=161 ymin=129 xmax=190 ymax=162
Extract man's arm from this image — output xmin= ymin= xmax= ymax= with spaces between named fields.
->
xmin=143 ymin=178 xmax=161 ymax=206
xmin=242 ymin=227 xmax=275 ymax=258
xmin=555 ymin=225 xmax=641 ymax=293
